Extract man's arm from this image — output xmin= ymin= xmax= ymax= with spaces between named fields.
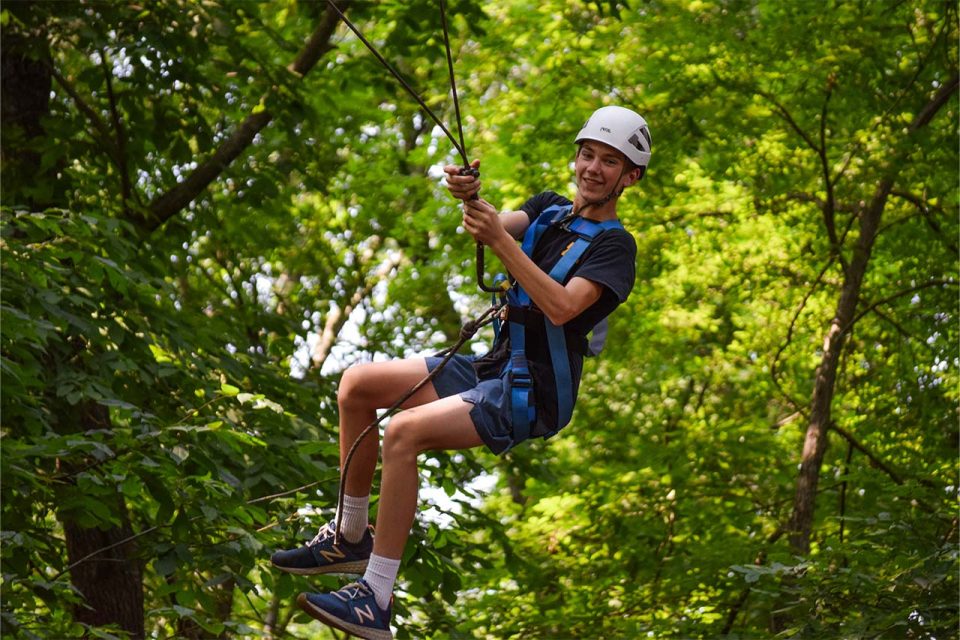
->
xmin=499 ymin=210 xmax=530 ymax=239
xmin=462 ymin=198 xmax=602 ymax=326
xmin=444 ymin=161 xmax=596 ymax=317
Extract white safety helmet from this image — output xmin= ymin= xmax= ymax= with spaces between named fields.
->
xmin=575 ymin=106 xmax=652 ymax=169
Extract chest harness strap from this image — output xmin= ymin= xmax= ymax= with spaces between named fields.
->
xmin=504 ymin=204 xmax=624 ymax=446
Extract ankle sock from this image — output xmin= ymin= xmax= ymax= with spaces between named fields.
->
xmin=338 ymin=494 xmax=370 ymax=544
xmin=363 ymin=553 xmax=400 ymax=610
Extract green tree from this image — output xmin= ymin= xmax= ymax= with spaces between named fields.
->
xmin=2 ymin=1 xmax=956 ymax=638
xmin=3 ymin=0 xmax=485 ymax=636
xmin=431 ymin=1 xmax=957 ymax=638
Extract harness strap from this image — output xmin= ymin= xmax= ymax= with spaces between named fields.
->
xmin=504 ymin=204 xmax=623 ymax=444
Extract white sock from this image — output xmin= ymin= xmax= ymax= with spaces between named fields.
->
xmin=363 ymin=553 xmax=401 ymax=610
xmin=338 ymin=494 xmax=369 ymax=544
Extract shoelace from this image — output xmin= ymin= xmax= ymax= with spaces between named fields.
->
xmin=308 ymin=522 xmax=336 ymax=546
xmin=333 ymin=581 xmax=372 ymax=602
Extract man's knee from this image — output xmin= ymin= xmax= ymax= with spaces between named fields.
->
xmin=382 ymin=412 xmax=426 ymax=460
xmin=338 ymin=363 xmax=372 ymax=410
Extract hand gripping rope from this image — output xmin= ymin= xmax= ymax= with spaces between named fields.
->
xmin=323 ymin=0 xmax=502 ymax=543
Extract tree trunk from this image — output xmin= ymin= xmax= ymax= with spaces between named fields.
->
xmin=787 ymin=75 xmax=958 ymax=554
xmin=61 ymin=402 xmax=145 ymax=639
xmin=1 ymin=2 xmax=56 ymax=209
xmin=63 ymin=512 xmax=144 ymax=638
xmin=787 ymin=180 xmax=888 ymax=554
xmin=26 ymin=4 xmax=354 ymax=635
xmin=1 ymin=8 xmax=145 ymax=636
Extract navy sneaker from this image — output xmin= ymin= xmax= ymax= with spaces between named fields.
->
xmin=297 ymin=579 xmax=392 ymax=640
xmin=271 ymin=520 xmax=372 ymax=576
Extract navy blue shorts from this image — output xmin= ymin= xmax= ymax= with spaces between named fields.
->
xmin=425 ymin=355 xmax=521 ymax=455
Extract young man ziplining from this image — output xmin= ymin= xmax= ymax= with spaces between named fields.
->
xmin=270 ymin=106 xmax=650 ymax=640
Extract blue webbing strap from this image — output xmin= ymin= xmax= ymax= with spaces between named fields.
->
xmin=507 ymin=294 xmax=533 ymax=442
xmin=506 ymin=205 xmax=571 ymax=445
xmin=505 ymin=205 xmax=623 ymax=443
xmin=520 ymin=205 xmax=569 ymax=261
xmin=543 ymin=239 xmax=591 ymax=427
xmin=542 ymin=216 xmax=623 ymax=427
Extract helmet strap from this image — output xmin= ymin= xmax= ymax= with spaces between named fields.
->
xmin=574 ymin=164 xmax=628 ymax=217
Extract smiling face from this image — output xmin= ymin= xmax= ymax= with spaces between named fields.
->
xmin=574 ymin=140 xmax=638 ymax=205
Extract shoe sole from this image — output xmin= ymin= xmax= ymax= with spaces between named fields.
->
xmin=271 ymin=558 xmax=369 ymax=576
xmin=297 ymin=592 xmax=393 ymax=640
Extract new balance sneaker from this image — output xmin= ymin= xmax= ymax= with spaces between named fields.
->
xmin=271 ymin=520 xmax=372 ymax=576
xmin=297 ymin=579 xmax=392 ymax=640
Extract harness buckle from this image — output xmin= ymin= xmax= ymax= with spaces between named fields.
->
xmin=508 ymin=371 xmax=532 ymax=388
xmin=561 ymin=218 xmax=598 ymax=242
xmin=557 ymin=211 xmax=578 ymax=231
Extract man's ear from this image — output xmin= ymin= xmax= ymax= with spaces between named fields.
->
xmin=622 ymin=165 xmax=643 ymax=188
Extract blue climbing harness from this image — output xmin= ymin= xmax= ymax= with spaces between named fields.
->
xmin=502 ymin=204 xmax=624 ymax=446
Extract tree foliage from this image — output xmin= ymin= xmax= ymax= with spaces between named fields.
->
xmin=2 ymin=1 xmax=956 ymax=638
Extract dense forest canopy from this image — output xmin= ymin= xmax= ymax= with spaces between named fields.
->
xmin=2 ymin=1 xmax=957 ymax=638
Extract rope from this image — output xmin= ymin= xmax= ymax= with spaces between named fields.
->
xmin=325 ymin=1 xmax=501 ymax=293
xmin=333 ymin=303 xmax=503 ymax=543
xmin=323 ymin=0 xmax=470 ymax=167
xmin=323 ymin=0 xmax=500 ymax=543
xmin=439 ymin=0 xmax=469 ymax=167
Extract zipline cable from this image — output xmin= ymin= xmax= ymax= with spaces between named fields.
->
xmin=439 ymin=0 xmax=469 ymax=167
xmin=324 ymin=0 xmax=501 ymax=293
xmin=438 ymin=0 xmax=501 ymax=293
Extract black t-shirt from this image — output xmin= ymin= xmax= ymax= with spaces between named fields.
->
xmin=473 ymin=191 xmax=637 ymax=436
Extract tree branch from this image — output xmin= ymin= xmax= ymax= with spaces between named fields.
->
xmin=654 ymin=209 xmax=735 ymax=226
xmin=890 ymin=189 xmax=958 ymax=255
xmin=841 ymin=279 xmax=958 ymax=339
xmin=99 ymin=50 xmax=133 ymax=213
xmin=829 ymin=423 xmax=911 ymax=487
xmin=757 ymin=89 xmax=822 ymax=155
xmin=48 ymin=65 xmax=122 ymax=169
xmin=769 ymin=256 xmax=835 ymax=416
xmin=310 ymin=239 xmax=404 ymax=370
xmin=832 ymin=20 xmax=952 ymax=187
xmin=136 ymin=1 xmax=350 ymax=232
xmin=817 ymin=81 xmax=847 ymax=272
xmin=909 ymin=72 xmax=958 ymax=132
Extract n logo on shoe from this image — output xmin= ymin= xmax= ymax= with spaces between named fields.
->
xmin=354 ymin=603 xmax=375 ymax=624
xmin=319 ymin=545 xmax=346 ymax=563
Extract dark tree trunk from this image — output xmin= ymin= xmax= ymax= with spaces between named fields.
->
xmin=786 ymin=75 xmax=958 ymax=554
xmin=2 ymin=7 xmax=145 ymax=636
xmin=1 ymin=2 xmax=56 ymax=209
xmin=61 ymin=402 xmax=145 ymax=639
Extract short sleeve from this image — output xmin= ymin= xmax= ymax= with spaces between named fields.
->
xmin=520 ymin=191 xmax=572 ymax=224
xmin=572 ymin=230 xmax=637 ymax=303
